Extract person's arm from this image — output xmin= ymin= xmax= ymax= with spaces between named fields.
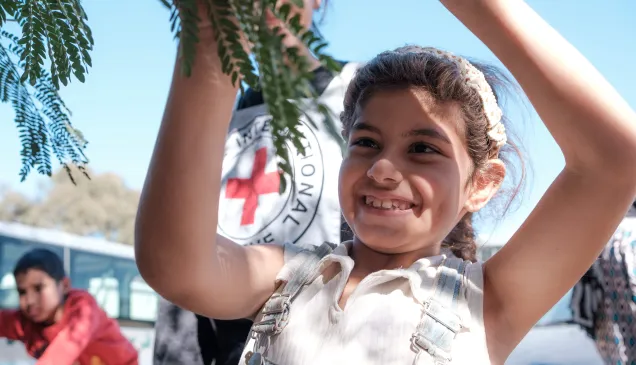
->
xmin=134 ymin=5 xmax=283 ymax=320
xmin=439 ymin=0 xmax=636 ymax=361
xmin=0 ymin=309 xmax=23 ymax=340
xmin=33 ymin=295 xmax=101 ymax=365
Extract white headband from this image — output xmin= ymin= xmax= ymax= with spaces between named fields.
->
xmin=432 ymin=49 xmax=507 ymax=148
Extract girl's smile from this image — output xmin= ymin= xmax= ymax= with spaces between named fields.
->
xmin=361 ymin=193 xmax=417 ymax=212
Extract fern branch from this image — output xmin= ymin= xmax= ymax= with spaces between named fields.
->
xmin=0 ymin=1 xmax=17 ymax=30
xmin=0 ymin=30 xmax=88 ymax=182
xmin=15 ymin=0 xmax=47 ymax=86
xmin=163 ymin=0 xmax=343 ymax=192
xmin=39 ymin=0 xmax=71 ymax=89
xmin=51 ymin=0 xmax=92 ymax=83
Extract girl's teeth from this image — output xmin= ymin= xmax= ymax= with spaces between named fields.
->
xmin=364 ymin=196 xmax=412 ymax=210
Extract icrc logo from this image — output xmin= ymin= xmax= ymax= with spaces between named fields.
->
xmin=218 ymin=114 xmax=325 ymax=246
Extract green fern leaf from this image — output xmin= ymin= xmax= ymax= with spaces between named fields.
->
xmin=1 ymin=29 xmax=88 ymax=183
xmin=159 ymin=0 xmax=343 ymax=192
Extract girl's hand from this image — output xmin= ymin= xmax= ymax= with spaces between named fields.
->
xmin=175 ymin=0 xmax=250 ymax=53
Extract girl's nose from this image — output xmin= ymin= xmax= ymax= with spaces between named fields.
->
xmin=366 ymin=158 xmax=403 ymax=186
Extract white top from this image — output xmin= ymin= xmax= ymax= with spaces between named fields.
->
xmin=240 ymin=243 xmax=492 ymax=364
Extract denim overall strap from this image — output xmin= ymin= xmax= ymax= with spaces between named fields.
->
xmin=251 ymin=242 xmax=335 ymax=336
xmin=411 ymin=257 xmax=468 ymax=365
xmin=246 ymin=242 xmax=335 ymax=365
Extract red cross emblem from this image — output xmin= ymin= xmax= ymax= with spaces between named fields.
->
xmin=225 ymin=147 xmax=280 ymax=226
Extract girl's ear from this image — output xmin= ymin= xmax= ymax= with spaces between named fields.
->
xmin=465 ymin=159 xmax=506 ymax=212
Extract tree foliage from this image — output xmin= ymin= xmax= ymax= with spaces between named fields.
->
xmin=0 ymin=167 xmax=140 ymax=245
xmin=1 ymin=1 xmax=90 ymax=182
xmin=165 ymin=0 xmax=342 ymax=192
xmin=4 ymin=0 xmax=340 ymax=191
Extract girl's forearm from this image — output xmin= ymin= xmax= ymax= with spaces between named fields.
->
xmin=135 ymin=31 xmax=239 ymax=296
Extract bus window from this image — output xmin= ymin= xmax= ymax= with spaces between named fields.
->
xmin=70 ymin=249 xmax=121 ymax=318
xmin=70 ymin=249 xmax=158 ymax=323
xmin=0 ymin=236 xmax=64 ymax=309
xmin=0 ymin=273 xmax=16 ymax=309
xmin=129 ymin=275 xmax=158 ymax=322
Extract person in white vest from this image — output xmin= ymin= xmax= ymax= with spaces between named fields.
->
xmin=139 ymin=0 xmax=636 ymax=364
xmin=151 ymin=1 xmax=357 ymax=364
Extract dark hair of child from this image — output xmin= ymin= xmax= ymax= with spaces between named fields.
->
xmin=13 ymin=248 xmax=66 ymax=282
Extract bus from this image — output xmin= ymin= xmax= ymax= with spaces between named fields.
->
xmin=477 ymin=236 xmax=603 ymax=365
xmin=0 ymin=221 xmax=157 ymax=365
xmin=0 ymin=222 xmax=605 ymax=365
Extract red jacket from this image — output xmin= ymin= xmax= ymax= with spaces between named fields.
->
xmin=0 ymin=289 xmax=138 ymax=365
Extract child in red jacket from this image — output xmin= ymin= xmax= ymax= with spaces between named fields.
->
xmin=0 ymin=248 xmax=138 ymax=365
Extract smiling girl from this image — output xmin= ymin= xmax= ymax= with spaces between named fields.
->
xmin=135 ymin=0 xmax=636 ymax=363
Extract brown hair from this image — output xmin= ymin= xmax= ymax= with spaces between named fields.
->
xmin=340 ymin=45 xmax=525 ymax=262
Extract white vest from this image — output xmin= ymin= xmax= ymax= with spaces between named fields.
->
xmin=217 ymin=63 xmax=359 ymax=247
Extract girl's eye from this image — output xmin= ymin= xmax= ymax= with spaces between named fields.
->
xmin=409 ymin=142 xmax=438 ymax=154
xmin=351 ymin=137 xmax=379 ymax=149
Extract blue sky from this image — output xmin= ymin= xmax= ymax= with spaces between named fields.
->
xmin=0 ymin=0 xmax=634 ymax=243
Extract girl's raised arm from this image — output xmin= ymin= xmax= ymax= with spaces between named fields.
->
xmin=134 ymin=11 xmax=283 ymax=320
xmin=441 ymin=0 xmax=636 ymax=361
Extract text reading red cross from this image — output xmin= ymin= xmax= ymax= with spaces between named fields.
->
xmin=225 ymin=147 xmax=280 ymax=226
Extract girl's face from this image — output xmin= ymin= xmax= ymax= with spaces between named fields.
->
xmin=15 ymin=269 xmax=69 ymax=324
xmin=339 ymin=88 xmax=500 ymax=255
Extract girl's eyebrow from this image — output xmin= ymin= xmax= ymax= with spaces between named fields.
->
xmin=401 ymin=128 xmax=451 ymax=144
xmin=352 ymin=121 xmax=451 ymax=144
xmin=351 ymin=121 xmax=380 ymax=134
